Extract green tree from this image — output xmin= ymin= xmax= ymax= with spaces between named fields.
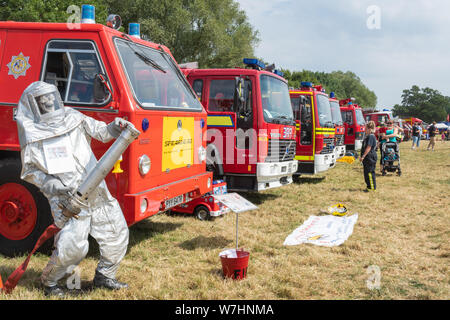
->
xmin=392 ymin=85 xmax=450 ymax=123
xmin=281 ymin=69 xmax=377 ymax=108
xmin=0 ymin=0 xmax=259 ymax=68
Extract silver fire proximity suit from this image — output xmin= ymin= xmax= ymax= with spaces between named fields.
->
xmin=16 ymin=81 xmax=129 ymax=289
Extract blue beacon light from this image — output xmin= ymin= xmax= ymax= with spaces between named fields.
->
xmin=273 ymin=69 xmax=284 ymax=77
xmin=142 ymin=118 xmax=149 ymax=132
xmin=301 ymin=81 xmax=313 ymax=88
xmin=330 ymin=92 xmax=336 ymax=98
xmin=243 ymin=58 xmax=266 ymax=70
xmin=129 ymin=23 xmax=141 ymax=39
xmin=81 ymin=4 xmax=96 ymax=24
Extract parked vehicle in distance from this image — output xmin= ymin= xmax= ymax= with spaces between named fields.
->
xmin=329 ymin=92 xmax=346 ymax=159
xmin=290 ymin=83 xmax=336 ymax=175
xmin=339 ymin=98 xmax=366 ymax=153
xmin=181 ymin=59 xmax=298 ymax=192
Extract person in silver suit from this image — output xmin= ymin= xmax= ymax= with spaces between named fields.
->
xmin=16 ymin=81 xmax=130 ymax=297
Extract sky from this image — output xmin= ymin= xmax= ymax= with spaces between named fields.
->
xmin=236 ymin=0 xmax=450 ymax=109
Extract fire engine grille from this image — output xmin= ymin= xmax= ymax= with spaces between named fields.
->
xmin=266 ymin=139 xmax=296 ymax=163
xmin=320 ymin=138 xmax=335 ymax=154
xmin=355 ymin=132 xmax=365 ymax=140
xmin=335 ymin=134 xmax=345 ymax=146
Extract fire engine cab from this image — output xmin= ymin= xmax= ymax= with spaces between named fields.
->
xmin=181 ymin=59 xmax=298 ymax=192
xmin=0 ymin=5 xmax=213 ymax=255
xmin=339 ymin=98 xmax=366 ymax=152
xmin=363 ymin=109 xmax=408 ymax=141
xmin=329 ymin=92 xmax=346 ymax=159
xmin=289 ymin=83 xmax=336 ymax=175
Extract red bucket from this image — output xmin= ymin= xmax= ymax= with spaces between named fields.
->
xmin=219 ymin=249 xmax=250 ymax=280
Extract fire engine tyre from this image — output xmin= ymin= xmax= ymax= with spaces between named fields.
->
xmin=0 ymin=158 xmax=53 ymax=257
xmin=194 ymin=205 xmax=210 ymax=221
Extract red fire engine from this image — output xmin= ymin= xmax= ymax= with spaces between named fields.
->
xmin=339 ymin=98 xmax=366 ymax=153
xmin=0 ymin=6 xmax=213 ymax=255
xmin=289 ymin=82 xmax=336 ymax=175
xmin=329 ymin=92 xmax=346 ymax=159
xmin=181 ymin=59 xmax=298 ymax=191
xmin=363 ymin=110 xmax=408 ymax=141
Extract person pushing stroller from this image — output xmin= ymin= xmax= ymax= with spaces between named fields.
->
xmin=379 ymin=120 xmax=401 ymax=176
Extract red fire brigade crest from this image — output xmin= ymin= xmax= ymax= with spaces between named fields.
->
xmin=7 ymin=52 xmax=31 ymax=79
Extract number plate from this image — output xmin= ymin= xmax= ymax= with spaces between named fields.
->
xmin=165 ymin=195 xmax=184 ymax=209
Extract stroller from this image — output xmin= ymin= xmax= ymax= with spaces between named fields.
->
xmin=381 ymin=141 xmax=401 ymax=176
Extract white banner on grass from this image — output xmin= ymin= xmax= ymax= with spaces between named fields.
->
xmin=283 ymin=214 xmax=358 ymax=247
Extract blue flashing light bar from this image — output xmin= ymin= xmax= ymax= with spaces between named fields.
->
xmin=348 ymin=101 xmax=353 ymax=105
xmin=243 ymin=58 xmax=265 ymax=70
xmin=273 ymin=69 xmax=284 ymax=77
xmin=81 ymin=4 xmax=95 ymax=24
xmin=330 ymin=92 xmax=336 ymax=98
xmin=301 ymin=81 xmax=313 ymax=88
xmin=129 ymin=23 xmax=141 ymax=38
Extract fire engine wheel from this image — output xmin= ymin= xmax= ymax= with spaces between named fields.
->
xmin=194 ymin=205 xmax=210 ymax=221
xmin=0 ymin=158 xmax=53 ymax=257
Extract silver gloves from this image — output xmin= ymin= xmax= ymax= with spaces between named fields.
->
xmin=41 ymin=178 xmax=72 ymax=197
xmin=107 ymin=117 xmax=133 ymax=138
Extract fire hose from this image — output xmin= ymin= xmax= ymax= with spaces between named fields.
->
xmin=2 ymin=123 xmax=140 ymax=294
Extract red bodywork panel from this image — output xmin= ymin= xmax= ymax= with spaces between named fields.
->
xmin=0 ymin=22 xmax=212 ymax=226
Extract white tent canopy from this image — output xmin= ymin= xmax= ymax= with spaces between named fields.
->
xmin=435 ymin=123 xmax=449 ymax=129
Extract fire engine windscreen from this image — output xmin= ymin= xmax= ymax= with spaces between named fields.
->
xmin=330 ymin=100 xmax=343 ymax=126
xmin=355 ymin=109 xmax=366 ymax=126
xmin=260 ymin=75 xmax=294 ymax=124
xmin=316 ymin=94 xmax=333 ymax=128
xmin=115 ymin=38 xmax=203 ymax=111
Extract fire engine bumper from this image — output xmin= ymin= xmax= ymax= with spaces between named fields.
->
xmin=256 ymin=160 xmax=298 ymax=191
xmin=210 ymin=206 xmax=231 ymax=217
xmin=123 ymin=171 xmax=213 ymax=225
xmin=334 ymin=145 xmax=346 ymax=159
xmin=314 ymin=153 xmax=336 ymax=173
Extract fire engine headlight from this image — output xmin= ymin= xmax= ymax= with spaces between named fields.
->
xmin=139 ymin=155 xmax=151 ymax=175
xmin=140 ymin=198 xmax=148 ymax=214
xmin=198 ymin=146 xmax=206 ymax=162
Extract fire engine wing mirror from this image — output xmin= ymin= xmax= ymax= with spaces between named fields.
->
xmin=300 ymin=96 xmax=307 ymax=105
xmin=234 ymin=77 xmax=245 ymax=116
xmin=94 ymin=73 xmax=113 ymax=102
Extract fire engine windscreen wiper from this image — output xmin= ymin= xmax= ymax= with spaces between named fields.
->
xmin=134 ymin=51 xmax=166 ymax=73
xmin=121 ymin=33 xmax=166 ymax=73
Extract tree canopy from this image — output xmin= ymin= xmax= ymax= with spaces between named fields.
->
xmin=0 ymin=0 xmax=259 ymax=68
xmin=281 ymin=69 xmax=378 ymax=109
xmin=1 ymin=0 xmax=383 ymax=106
xmin=392 ymin=85 xmax=450 ymax=123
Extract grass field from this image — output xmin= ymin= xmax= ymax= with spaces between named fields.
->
xmin=1 ymin=140 xmax=449 ymax=300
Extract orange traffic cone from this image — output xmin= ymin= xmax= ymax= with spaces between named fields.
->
xmin=0 ymin=274 xmax=4 ymax=292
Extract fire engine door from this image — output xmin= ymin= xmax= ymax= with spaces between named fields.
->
xmin=0 ymin=29 xmax=5 ymax=68
xmin=205 ymin=77 xmax=253 ymax=174
xmin=297 ymin=95 xmax=314 ymax=159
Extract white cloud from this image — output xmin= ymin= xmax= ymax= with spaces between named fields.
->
xmin=236 ymin=0 xmax=450 ymax=107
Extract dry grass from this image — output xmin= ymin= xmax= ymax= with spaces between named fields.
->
xmin=1 ymin=141 xmax=449 ymax=300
